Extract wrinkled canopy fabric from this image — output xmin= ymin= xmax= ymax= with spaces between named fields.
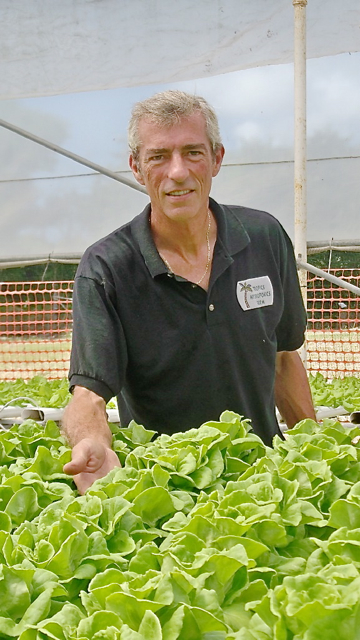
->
xmin=0 ymin=0 xmax=359 ymax=256
xmin=1 ymin=0 xmax=359 ymax=100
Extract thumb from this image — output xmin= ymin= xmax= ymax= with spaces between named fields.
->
xmin=63 ymin=440 xmax=94 ymax=475
xmin=63 ymin=449 xmax=89 ymax=475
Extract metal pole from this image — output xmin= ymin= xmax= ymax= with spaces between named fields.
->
xmin=293 ymin=0 xmax=308 ymax=364
xmin=293 ymin=0 xmax=308 ymax=298
xmin=297 ymin=259 xmax=360 ymax=296
xmin=0 ymin=118 xmax=147 ymax=195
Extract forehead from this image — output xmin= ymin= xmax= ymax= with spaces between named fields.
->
xmin=137 ymin=112 xmax=211 ymax=153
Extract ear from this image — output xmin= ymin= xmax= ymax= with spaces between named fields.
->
xmin=129 ymin=154 xmax=145 ymax=185
xmin=212 ymin=145 xmax=225 ymax=178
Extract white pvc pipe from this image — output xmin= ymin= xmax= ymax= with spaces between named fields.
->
xmin=0 ymin=406 xmax=24 ymax=418
xmin=0 ymin=397 xmax=39 ymax=419
xmin=21 ymin=407 xmax=65 ymax=422
xmin=0 ymin=118 xmax=147 ymax=195
xmin=315 ymin=406 xmax=349 ymax=420
xmin=1 ymin=405 xmax=120 ymax=426
xmin=293 ymin=0 xmax=308 ymax=366
xmin=297 ymin=259 xmax=360 ymax=296
xmin=106 ymin=408 xmax=121 ymax=424
xmin=293 ymin=0 xmax=308 ymax=298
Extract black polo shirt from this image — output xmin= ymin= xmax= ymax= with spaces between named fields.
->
xmin=69 ymin=198 xmax=306 ymax=446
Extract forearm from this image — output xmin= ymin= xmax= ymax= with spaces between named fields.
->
xmin=62 ymin=385 xmax=112 ymax=448
xmin=275 ymin=350 xmax=316 ymax=429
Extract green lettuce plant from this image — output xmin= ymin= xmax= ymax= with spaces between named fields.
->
xmin=0 ymin=411 xmax=360 ymax=638
xmin=309 ymin=373 xmax=360 ymax=412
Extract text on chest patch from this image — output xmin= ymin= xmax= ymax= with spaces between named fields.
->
xmin=236 ymin=276 xmax=274 ymax=311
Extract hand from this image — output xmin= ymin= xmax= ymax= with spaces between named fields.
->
xmin=63 ymin=437 xmax=121 ymax=494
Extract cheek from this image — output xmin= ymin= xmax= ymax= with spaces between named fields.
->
xmin=143 ymin=171 xmax=163 ymax=192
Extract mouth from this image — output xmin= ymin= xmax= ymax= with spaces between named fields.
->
xmin=166 ymin=189 xmax=193 ymax=197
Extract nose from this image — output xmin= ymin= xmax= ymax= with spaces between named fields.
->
xmin=167 ymin=152 xmax=189 ymax=182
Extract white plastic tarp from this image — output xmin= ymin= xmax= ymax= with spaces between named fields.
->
xmin=0 ymin=156 xmax=359 ymax=257
xmin=1 ymin=0 xmax=360 ymax=100
xmin=0 ymin=0 xmax=359 ymax=257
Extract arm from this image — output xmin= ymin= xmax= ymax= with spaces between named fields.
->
xmin=62 ymin=385 xmax=120 ymax=494
xmin=275 ymin=350 xmax=316 ymax=429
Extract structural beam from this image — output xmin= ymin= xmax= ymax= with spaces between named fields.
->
xmin=0 ymin=118 xmax=147 ymax=194
xmin=293 ymin=0 xmax=308 ymax=303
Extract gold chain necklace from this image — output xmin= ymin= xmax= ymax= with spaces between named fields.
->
xmin=161 ymin=210 xmax=212 ymax=286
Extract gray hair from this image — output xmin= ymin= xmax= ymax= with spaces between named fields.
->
xmin=128 ymin=90 xmax=222 ymax=160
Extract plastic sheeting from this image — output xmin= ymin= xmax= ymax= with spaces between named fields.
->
xmin=1 ymin=157 xmax=359 ymax=256
xmin=1 ymin=0 xmax=360 ymax=100
xmin=1 ymin=1 xmax=359 ymax=255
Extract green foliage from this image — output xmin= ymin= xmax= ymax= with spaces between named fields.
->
xmin=1 ymin=413 xmax=360 ymax=637
xmin=309 ymin=373 xmax=360 ymax=411
xmin=308 ymin=251 xmax=360 ymax=270
xmin=0 ymin=376 xmax=71 ymax=408
xmin=0 ymin=377 xmax=119 ymax=412
xmin=0 ymin=252 xmax=359 ymax=282
xmin=3 ymin=373 xmax=360 ymax=416
xmin=0 ymin=263 xmax=78 ymax=282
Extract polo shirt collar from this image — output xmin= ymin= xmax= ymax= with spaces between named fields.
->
xmin=209 ymin=197 xmax=250 ymax=256
xmin=131 ymin=203 xmax=165 ymax=278
xmin=132 ymin=198 xmax=250 ymax=279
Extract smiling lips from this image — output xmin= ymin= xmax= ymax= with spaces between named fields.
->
xmin=166 ymin=189 xmax=193 ymax=196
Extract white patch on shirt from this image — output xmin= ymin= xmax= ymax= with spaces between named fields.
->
xmin=236 ymin=276 xmax=274 ymax=311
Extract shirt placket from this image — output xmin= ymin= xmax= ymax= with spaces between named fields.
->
xmin=205 ymin=247 xmax=234 ymax=326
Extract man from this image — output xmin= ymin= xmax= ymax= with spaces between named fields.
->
xmin=63 ymin=90 xmax=315 ymax=493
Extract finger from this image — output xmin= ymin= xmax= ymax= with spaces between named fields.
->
xmin=63 ymin=451 xmax=89 ymax=475
xmin=73 ymin=472 xmax=95 ymax=494
xmin=63 ymin=460 xmax=83 ymax=475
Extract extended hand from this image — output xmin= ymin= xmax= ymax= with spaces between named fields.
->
xmin=63 ymin=437 xmax=121 ymax=494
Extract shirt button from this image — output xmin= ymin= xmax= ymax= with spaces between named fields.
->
xmin=209 ymin=303 xmax=215 ymax=311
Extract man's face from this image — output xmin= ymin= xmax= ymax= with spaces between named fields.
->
xmin=129 ymin=112 xmax=224 ymax=222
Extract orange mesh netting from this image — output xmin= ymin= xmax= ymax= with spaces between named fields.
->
xmin=0 ymin=273 xmax=359 ymax=380
xmin=0 ymin=281 xmax=73 ymax=380
xmin=306 ymin=269 xmax=360 ymax=378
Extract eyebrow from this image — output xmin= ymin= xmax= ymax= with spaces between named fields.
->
xmin=145 ymin=148 xmax=169 ymax=155
xmin=145 ymin=143 xmax=208 ymax=155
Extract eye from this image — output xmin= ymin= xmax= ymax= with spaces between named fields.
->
xmin=188 ymin=150 xmax=201 ymax=156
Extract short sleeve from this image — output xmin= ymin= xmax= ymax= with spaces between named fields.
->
xmin=275 ymin=227 xmax=307 ymax=352
xmin=68 ymin=273 xmax=127 ymax=401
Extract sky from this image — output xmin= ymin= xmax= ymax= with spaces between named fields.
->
xmin=0 ymin=51 xmax=359 ymax=257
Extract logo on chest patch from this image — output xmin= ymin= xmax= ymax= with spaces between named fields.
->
xmin=236 ymin=276 xmax=274 ymax=310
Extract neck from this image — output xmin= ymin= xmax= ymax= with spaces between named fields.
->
xmin=150 ymin=207 xmax=217 ymax=289
xmin=150 ymin=208 xmax=212 ymax=257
